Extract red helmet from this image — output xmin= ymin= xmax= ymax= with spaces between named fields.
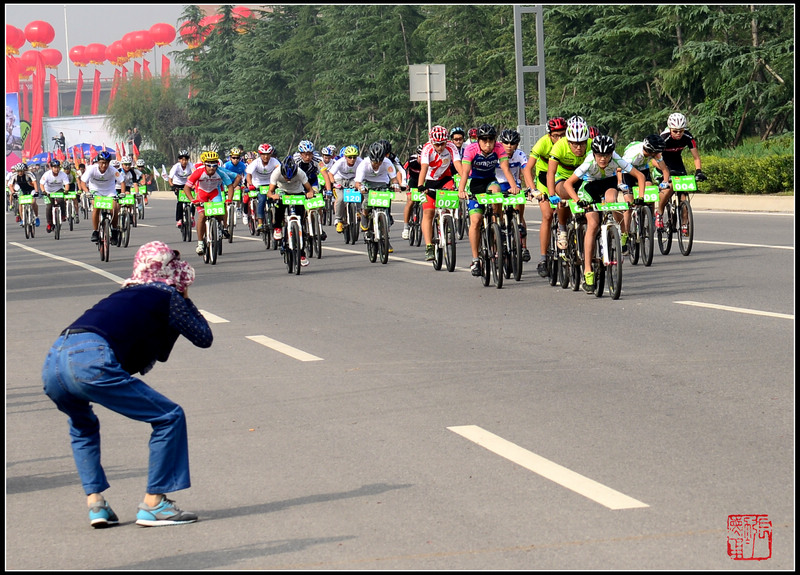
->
xmin=429 ymin=125 xmax=448 ymax=144
xmin=258 ymin=143 xmax=274 ymax=155
xmin=468 ymin=128 xmax=478 ymax=139
xmin=588 ymin=126 xmax=601 ymax=138
xmin=547 ymin=117 xmax=567 ymax=133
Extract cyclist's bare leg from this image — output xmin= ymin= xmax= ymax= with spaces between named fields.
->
xmin=469 ymin=211 xmax=482 ymax=259
xmin=584 ymin=211 xmax=600 ymax=273
xmin=537 ymin=197 xmax=554 ymax=260
xmin=422 ymin=206 xmax=435 ymax=245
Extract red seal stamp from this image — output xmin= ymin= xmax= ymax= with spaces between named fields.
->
xmin=727 ymin=514 xmax=772 ymax=560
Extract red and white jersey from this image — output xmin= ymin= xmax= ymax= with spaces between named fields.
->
xmin=186 ymin=166 xmax=232 ymax=194
xmin=419 ymin=141 xmax=461 ymax=181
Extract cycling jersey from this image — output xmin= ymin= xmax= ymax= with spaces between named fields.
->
xmin=548 ymin=137 xmax=593 ymax=181
xmin=246 ymin=156 xmax=281 ymax=188
xmin=495 ymin=148 xmax=527 ymax=186
xmin=81 ymin=164 xmax=123 ymax=196
xmin=39 ymin=170 xmax=70 ymax=193
xmin=168 ymin=162 xmax=192 ymax=187
xmin=120 ymin=168 xmax=142 ymax=189
xmin=187 ymin=165 xmax=234 ymax=202
xmin=573 ymin=152 xmax=633 ymax=181
xmin=529 ymin=133 xmax=557 ymax=186
xmin=354 ymin=158 xmax=395 ymax=186
xmin=329 ymin=156 xmax=362 ymax=181
xmin=404 ymin=156 xmax=422 ymax=188
xmin=223 ymin=159 xmax=247 ymax=178
xmin=10 ymin=172 xmax=37 ymax=194
xmin=295 ymin=158 xmax=319 ymax=185
xmin=270 ymin=167 xmax=309 ymax=194
xmin=420 ymin=141 xmax=461 ymax=181
xmin=659 ymin=129 xmax=697 ymax=175
xmin=460 ymin=141 xmax=508 ymax=179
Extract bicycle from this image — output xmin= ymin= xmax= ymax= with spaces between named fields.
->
xmin=259 ymin=185 xmax=278 ymax=251
xmin=562 ymin=189 xmax=595 ymax=293
xmin=362 ymin=188 xmax=392 ymax=265
xmin=342 ymin=187 xmax=361 ymax=245
xmin=430 ymin=189 xmax=458 ymax=272
xmin=304 ymin=194 xmax=325 ymax=259
xmin=322 ymin=188 xmax=334 ymax=226
xmin=80 ymin=190 xmax=91 ymax=221
xmin=581 ymin=200 xmax=627 ymax=300
xmin=117 ymin=192 xmax=136 ymax=248
xmin=627 ymin=184 xmax=662 ymax=267
xmin=407 ymin=189 xmax=424 ymax=247
xmin=453 ymin=174 xmax=470 ymax=240
xmin=246 ymin=188 xmax=258 ymax=236
xmin=543 ymin=195 xmax=564 ymax=287
xmin=200 ymin=201 xmax=225 ymax=265
xmin=279 ymin=194 xmax=306 ymax=275
xmin=18 ymin=193 xmax=36 ymax=239
xmin=657 ymin=175 xmax=695 ymax=256
xmin=134 ymin=184 xmax=146 ymax=221
xmin=177 ymin=189 xmax=193 ymax=242
xmin=64 ymin=190 xmax=78 ymax=231
xmin=46 ymin=191 xmax=65 ymax=240
xmin=499 ymin=190 xmax=526 ymax=282
xmin=474 ymin=191 xmax=505 ymax=288
xmin=226 ymin=188 xmax=242 ymax=245
xmin=93 ymin=195 xmax=116 ymax=262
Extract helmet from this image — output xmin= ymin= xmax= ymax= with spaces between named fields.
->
xmin=322 ymin=145 xmax=336 ymax=156
xmin=429 ymin=125 xmax=448 ymax=144
xmin=258 ymin=143 xmax=274 ymax=155
xmin=50 ymin=159 xmax=61 ymax=167
xmin=97 ymin=150 xmax=112 ymax=162
xmin=416 ymin=144 xmax=424 ymax=155
xmin=136 ymin=159 xmax=146 ymax=167
xmin=368 ymin=141 xmax=385 ymax=163
xmin=468 ymin=128 xmax=478 ymax=139
xmin=547 ymin=117 xmax=567 ymax=133
xmin=343 ymin=145 xmax=359 ymax=158
xmin=667 ymin=112 xmax=687 ymax=129
xmin=178 ymin=149 xmax=190 ymax=159
xmin=121 ymin=155 xmax=132 ymax=165
xmin=567 ymin=115 xmax=586 ymax=127
xmin=476 ymin=123 xmax=497 ymax=139
xmin=642 ymin=134 xmax=667 ymax=154
xmin=229 ymin=147 xmax=242 ymax=157
xmin=565 ymin=120 xmax=589 ymax=143
xmin=588 ymin=126 xmax=601 ymax=138
xmin=111 ymin=160 xmax=121 ymax=168
xmin=590 ymin=134 xmax=615 ymax=154
xmin=200 ymin=150 xmax=219 ymax=163
xmin=449 ymin=126 xmax=465 ymax=138
xmin=298 ymin=140 xmax=315 ymax=153
xmin=63 ymin=161 xmax=72 ymax=170
xmin=499 ymin=129 xmax=521 ymax=145
xmin=280 ymin=155 xmax=297 ymax=179
xmin=13 ymin=162 xmax=24 ymax=171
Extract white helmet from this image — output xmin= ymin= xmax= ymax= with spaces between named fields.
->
xmin=565 ymin=119 xmax=589 ymax=143
xmin=121 ymin=155 xmax=132 ymax=165
xmin=667 ymin=112 xmax=687 ymax=130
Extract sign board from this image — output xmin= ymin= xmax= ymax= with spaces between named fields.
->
xmin=409 ymin=64 xmax=446 ymax=101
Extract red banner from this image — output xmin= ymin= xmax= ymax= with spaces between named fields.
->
xmin=133 ymin=60 xmax=141 ymax=79
xmin=56 ymin=148 xmax=66 ymax=162
xmin=108 ymin=68 xmax=121 ymax=110
xmin=162 ymin=54 xmax=170 ymax=89
xmin=6 ymin=55 xmax=19 ymax=93
xmin=91 ymin=68 xmax=101 ymax=115
xmin=143 ymin=59 xmax=152 ymax=80
xmin=29 ymin=52 xmax=46 ymax=157
xmin=90 ymin=145 xmax=97 ymax=162
xmin=121 ymin=65 xmax=128 ymax=80
xmin=73 ymin=70 xmax=83 ymax=116
xmin=49 ymin=74 xmax=58 ymax=117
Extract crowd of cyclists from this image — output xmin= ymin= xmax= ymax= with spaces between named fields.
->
xmin=7 ymin=111 xmax=707 ymax=292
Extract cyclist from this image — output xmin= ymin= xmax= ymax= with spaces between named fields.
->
xmin=495 ymin=128 xmax=531 ymax=262
xmin=319 ymin=144 xmax=337 ymax=191
xmin=10 ymin=162 xmax=41 ymax=227
xmin=136 ymin=159 xmax=151 ymax=204
xmin=467 ymin=127 xmax=478 ymax=145
xmin=548 ymin=116 xmax=593 ymax=253
xmin=120 ymin=155 xmax=145 ymax=194
xmin=658 ymin=112 xmax=707 ymax=225
xmin=418 ymin=125 xmax=463 ymax=261
xmin=245 ymin=143 xmax=280 ymax=235
xmin=169 ymin=150 xmax=194 ymax=228
xmin=222 ymin=147 xmax=248 ymax=224
xmin=294 ymin=140 xmax=322 ymax=190
xmin=185 ymin=151 xmax=235 ymax=256
xmin=81 ymin=150 xmax=125 ymax=245
xmin=621 ymin=134 xmax=672 ymax=229
xmin=329 ymin=145 xmax=363 ymax=233
xmin=562 ymin=134 xmax=646 ymax=293
xmin=401 ymin=144 xmax=423 ymax=240
xmin=449 ymin=126 xmax=467 ymax=157
xmin=40 ymin=160 xmax=70 ymax=233
xmin=588 ymin=126 xmax=602 ymax=138
xmin=521 ymin=117 xmax=567 ymax=276
xmin=266 ymin=155 xmax=316 ymax=267
xmin=456 ymin=123 xmax=518 ymax=276
xmin=354 ymin=141 xmax=402 ymax=239
xmin=63 ymin=161 xmax=81 ymax=224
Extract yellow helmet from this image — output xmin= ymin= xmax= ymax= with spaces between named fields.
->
xmin=200 ymin=150 xmax=219 ymax=163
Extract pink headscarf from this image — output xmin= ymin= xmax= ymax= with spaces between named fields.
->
xmin=122 ymin=241 xmax=195 ymax=293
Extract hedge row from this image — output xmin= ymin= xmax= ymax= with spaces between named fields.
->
xmin=685 ymin=154 xmax=794 ymax=195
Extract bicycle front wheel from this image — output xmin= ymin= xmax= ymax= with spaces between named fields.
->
xmin=208 ymin=221 xmax=218 ymax=265
xmin=509 ymin=215 xmax=522 ymax=281
xmin=606 ymin=225 xmax=623 ymax=300
xmin=227 ymin=204 xmax=235 ymax=243
xmin=348 ymin=203 xmax=359 ymax=244
xmin=593 ymin=230 xmax=605 ymax=298
xmin=378 ymin=211 xmax=389 ymax=264
xmin=314 ymin=213 xmax=323 ymax=259
xmin=490 ymin=222 xmax=504 ymax=289
xmin=53 ymin=208 xmax=61 ymax=240
xmin=657 ymin=202 xmax=673 ymax=255
xmin=677 ymin=199 xmax=694 ymax=256
xmin=444 ymin=215 xmax=456 ymax=272
xmin=432 ymin=215 xmax=442 ymax=270
xmin=641 ymin=206 xmax=654 ymax=266
xmin=628 ymin=208 xmax=640 ymax=265
xmin=121 ymin=211 xmax=131 ymax=248
xmin=100 ymin=217 xmax=110 ymax=261
xmin=290 ymin=221 xmax=302 ymax=274
xmin=479 ymin=223 xmax=491 ymax=287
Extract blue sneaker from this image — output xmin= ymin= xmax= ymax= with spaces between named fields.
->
xmin=89 ymin=501 xmax=119 ymax=529
xmin=35 ymin=217 xmax=40 ymax=227
xmin=135 ymin=498 xmax=197 ymax=527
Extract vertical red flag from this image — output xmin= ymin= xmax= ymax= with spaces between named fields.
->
xmin=120 ymin=141 xmax=126 ymax=156
xmin=49 ymin=74 xmax=59 ymax=117
xmin=29 ymin=52 xmax=46 ymax=157
xmin=143 ymin=59 xmax=152 ymax=80
xmin=7 ymin=55 xmax=20 ymax=93
xmin=133 ymin=61 xmax=141 ymax=79
xmin=108 ymin=68 xmax=121 ymax=110
xmin=132 ymin=141 xmax=140 ymax=159
xmin=47 ymin=152 xmax=52 ymax=163
xmin=73 ymin=70 xmax=84 ymax=116
xmin=91 ymin=69 xmax=102 ymax=115
xmin=90 ymin=145 xmax=97 ymax=162
xmin=116 ymin=142 xmax=122 ymax=159
xmin=162 ymin=54 xmax=170 ymax=89
xmin=121 ymin=65 xmax=128 ymax=80
xmin=57 ymin=148 xmax=66 ymax=162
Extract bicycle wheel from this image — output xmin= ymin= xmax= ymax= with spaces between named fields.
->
xmin=628 ymin=208 xmax=640 ymax=265
xmin=490 ymin=222 xmax=504 ymax=288
xmin=348 ymin=203 xmax=359 ymax=244
xmin=53 ymin=207 xmax=61 ymax=240
xmin=182 ymin=205 xmax=192 ymax=242
xmin=367 ymin=223 xmax=377 ymax=263
xmin=657 ymin=202 xmax=673 ymax=255
xmin=408 ymin=205 xmax=418 ymax=246
xmin=677 ymin=199 xmax=694 ymax=256
xmin=480 ymin=223 xmax=491 ymax=287
xmin=570 ymin=226 xmax=582 ymax=291
xmin=509 ymin=214 xmax=522 ymax=281
xmin=100 ymin=217 xmax=110 ymax=262
xmin=314 ymin=213 xmax=323 ymax=259
xmin=548 ymin=221 xmax=559 ymax=286
xmin=283 ymin=234 xmax=294 ymax=273
xmin=68 ymin=203 xmax=74 ymax=231
xmin=121 ymin=211 xmax=131 ymax=248
xmin=413 ymin=206 xmax=422 ymax=247
xmin=641 ymin=206 xmax=654 ymax=266
xmin=593 ymin=230 xmax=605 ymax=298
xmin=305 ymin=220 xmax=315 ymax=259
xmin=431 ymin=216 xmax=443 ymax=270
xmin=290 ymin=221 xmax=302 ymax=274
xmin=248 ymin=204 xmax=256 ymax=235
xmin=131 ymin=202 xmax=138 ymax=228
xmin=209 ymin=220 xmax=219 ymax=265
xmin=227 ymin=204 xmax=235 ymax=243
xmin=444 ymin=214 xmax=456 ymax=272
xmin=606 ymin=225 xmax=623 ymax=300
xmin=378 ymin=211 xmax=389 ymax=264
xmin=457 ymin=198 xmax=468 ymax=240
xmin=138 ymin=198 xmax=145 ymax=221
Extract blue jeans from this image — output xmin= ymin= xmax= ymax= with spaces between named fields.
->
xmin=41 ymin=332 xmax=190 ymax=495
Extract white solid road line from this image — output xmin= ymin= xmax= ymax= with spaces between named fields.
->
xmin=199 ymin=310 xmax=230 ymax=323
xmin=9 ymin=242 xmax=125 ymax=283
xmin=246 ymin=334 xmax=323 ymax=361
xmin=448 ymin=425 xmax=649 ymax=510
xmin=675 ymin=301 xmax=794 ymax=320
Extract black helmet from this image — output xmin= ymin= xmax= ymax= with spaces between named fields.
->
xmin=50 ymin=159 xmax=61 ymax=167
xmin=416 ymin=143 xmax=424 ymax=155
xmin=377 ymin=138 xmax=391 ymax=156
xmin=368 ymin=141 xmax=385 ymax=163
xmin=476 ymin=123 xmax=497 ymax=139
xmin=280 ymin=155 xmax=298 ymax=179
xmin=499 ymin=129 xmax=521 ymax=145
xmin=590 ymin=134 xmax=615 ymax=154
xmin=642 ymin=134 xmax=666 ymax=154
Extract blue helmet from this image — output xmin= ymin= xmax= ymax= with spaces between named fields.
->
xmin=97 ymin=150 xmax=112 ymax=162
xmin=281 ymin=155 xmax=298 ymax=179
xmin=321 ymin=145 xmax=336 ymax=157
xmin=298 ymin=140 xmax=315 ymax=153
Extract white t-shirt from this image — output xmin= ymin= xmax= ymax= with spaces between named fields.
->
xmin=270 ymin=167 xmax=308 ymax=195
xmin=81 ymin=164 xmax=123 ymax=196
xmin=168 ymin=161 xmax=193 ymax=186
xmin=329 ymin=156 xmax=362 ymax=181
xmin=39 ymin=170 xmax=71 ymax=193
xmin=494 ymin=149 xmax=528 ymax=185
xmin=354 ymin=158 xmax=395 ymax=186
xmin=246 ymin=156 xmax=281 ymax=188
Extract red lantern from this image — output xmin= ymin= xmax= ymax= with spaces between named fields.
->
xmin=85 ymin=43 xmax=107 ymax=66
xmin=40 ymin=48 xmax=62 ymax=69
xmin=20 ymin=49 xmax=42 ymax=72
xmin=122 ymin=32 xmax=138 ymax=57
xmin=232 ymin=6 xmax=253 ymax=34
xmin=68 ymin=45 xmax=88 ymax=67
xmin=110 ymin=41 xmax=128 ymax=65
xmin=134 ymin=30 xmax=155 ymax=55
xmin=149 ymin=23 xmax=176 ymax=47
xmin=24 ymin=20 xmax=56 ymax=49
xmin=179 ymin=22 xmax=202 ymax=49
xmin=6 ymin=24 xmax=26 ymax=55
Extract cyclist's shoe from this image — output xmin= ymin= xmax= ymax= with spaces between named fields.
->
xmin=557 ymin=230 xmax=567 ymax=250
xmin=176 ymin=221 xmax=182 ymax=228
xmin=522 ymin=248 xmax=531 ymax=262
xmin=518 ymin=224 xmax=527 ymax=238
xmin=359 ymin=219 xmax=370 ymax=232
xmin=90 ymin=230 xmax=100 ymax=243
xmin=191 ymin=218 xmax=196 ymax=228
xmin=681 ymin=223 xmax=689 ymax=237
xmin=135 ymin=497 xmax=197 ymax=527
xmin=425 ymin=244 xmax=435 ymax=261
xmin=111 ymin=229 xmax=120 ymax=246
xmin=195 ymin=243 xmax=205 ymax=256
xmin=89 ymin=500 xmax=119 ymax=529
xmin=75 ymin=217 xmax=79 ymax=224
xmin=47 ymin=223 xmax=53 ymax=233
xmin=321 ymin=230 xmax=327 ymax=241
xmin=242 ymin=213 xmax=248 ymax=224
xmin=335 ymin=221 xmax=344 ymax=233
xmin=582 ymin=271 xmax=595 ymax=294
xmin=470 ymin=258 xmax=481 ymax=276
xmin=257 ymin=224 xmax=265 ymax=234
xmin=537 ymin=259 xmax=548 ymax=277
xmin=273 ymin=228 xmax=282 ymax=241
xmin=15 ymin=215 xmax=21 ymax=223
xmin=35 ymin=217 xmax=40 ymax=227
xmin=221 ymin=228 xmax=230 ymax=239
xmin=300 ymin=255 xmax=309 ymax=267
xmin=236 ymin=208 xmax=242 ymax=217
xmin=621 ymin=233 xmax=629 ymax=255
xmin=401 ymin=227 xmax=409 ymax=240
xmin=387 ymin=241 xmax=393 ymax=253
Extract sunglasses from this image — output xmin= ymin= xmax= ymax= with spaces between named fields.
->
xmin=670 ymin=129 xmax=685 ymax=134
xmin=204 ymin=162 xmax=219 ymax=168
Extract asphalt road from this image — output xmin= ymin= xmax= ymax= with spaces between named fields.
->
xmin=5 ymin=197 xmax=794 ymax=570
